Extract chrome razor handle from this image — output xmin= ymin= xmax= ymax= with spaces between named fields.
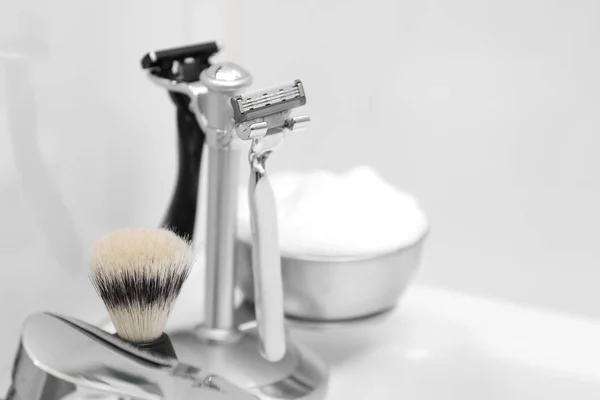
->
xmin=6 ymin=313 xmax=256 ymax=400
xmin=248 ymin=141 xmax=287 ymax=362
xmin=233 ymin=80 xmax=310 ymax=363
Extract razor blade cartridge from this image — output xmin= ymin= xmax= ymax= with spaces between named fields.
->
xmin=231 ymin=80 xmax=306 ymax=123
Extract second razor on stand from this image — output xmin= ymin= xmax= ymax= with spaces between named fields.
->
xmin=231 ymin=80 xmax=310 ymax=362
xmin=141 ymin=42 xmax=219 ymax=239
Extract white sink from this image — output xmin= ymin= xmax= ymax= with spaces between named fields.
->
xmin=4 ymin=281 xmax=598 ymax=399
xmin=148 ymin=264 xmax=600 ymax=399
xmin=288 ymin=285 xmax=600 ymax=399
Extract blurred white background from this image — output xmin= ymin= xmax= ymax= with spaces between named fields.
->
xmin=0 ymin=0 xmax=599 ymax=376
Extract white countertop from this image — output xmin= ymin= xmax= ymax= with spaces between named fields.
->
xmin=3 ymin=281 xmax=599 ymax=399
xmin=288 ymin=285 xmax=600 ymax=399
xmin=169 ymin=272 xmax=600 ymax=399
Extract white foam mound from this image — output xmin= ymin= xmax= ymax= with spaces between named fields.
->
xmin=237 ymin=166 xmax=429 ymax=258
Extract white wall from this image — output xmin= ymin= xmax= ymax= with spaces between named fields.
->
xmin=0 ymin=0 xmax=232 ymax=376
xmin=0 ymin=0 xmax=599 ymax=375
xmin=236 ymin=0 xmax=600 ymax=319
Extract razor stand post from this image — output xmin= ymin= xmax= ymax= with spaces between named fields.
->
xmin=204 ymin=147 xmax=240 ymax=331
xmin=200 ymin=65 xmax=249 ymax=334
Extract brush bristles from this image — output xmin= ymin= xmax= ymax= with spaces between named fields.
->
xmin=90 ymin=228 xmax=194 ymax=343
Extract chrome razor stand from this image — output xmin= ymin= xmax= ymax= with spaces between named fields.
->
xmin=148 ymin=62 xmax=328 ymax=400
xmin=201 ymin=65 xmax=245 ymax=335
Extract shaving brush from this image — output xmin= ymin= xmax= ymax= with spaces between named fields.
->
xmin=90 ymin=227 xmax=194 ymax=358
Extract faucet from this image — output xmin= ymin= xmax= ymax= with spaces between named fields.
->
xmin=142 ymin=43 xmax=329 ymax=399
xmin=4 ymin=313 xmax=255 ymax=400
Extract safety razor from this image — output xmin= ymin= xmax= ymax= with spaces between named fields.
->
xmin=231 ymin=80 xmax=310 ymax=141
xmin=230 ymin=80 xmax=310 ymax=362
xmin=140 ymin=41 xmax=219 ymax=240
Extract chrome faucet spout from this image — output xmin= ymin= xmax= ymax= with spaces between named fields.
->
xmin=5 ymin=313 xmax=255 ymax=400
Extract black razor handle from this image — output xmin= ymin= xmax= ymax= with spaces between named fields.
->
xmin=162 ymin=91 xmax=205 ymax=240
xmin=142 ymin=42 xmax=219 ymax=240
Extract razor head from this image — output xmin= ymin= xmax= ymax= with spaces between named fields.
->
xmin=231 ymin=80 xmax=306 ymax=123
xmin=141 ymin=41 xmax=219 ymax=82
xmin=141 ymin=41 xmax=219 ymax=69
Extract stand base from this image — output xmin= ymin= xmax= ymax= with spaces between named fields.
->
xmin=168 ymin=325 xmax=329 ymax=400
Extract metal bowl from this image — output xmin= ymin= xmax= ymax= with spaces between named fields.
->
xmin=234 ymin=233 xmax=428 ymax=322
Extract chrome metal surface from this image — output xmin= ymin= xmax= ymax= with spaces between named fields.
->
xmin=147 ymin=72 xmax=212 ymax=137
xmin=199 ymin=63 xmax=252 ymax=149
xmin=201 ymin=63 xmax=253 ymax=92
xmin=247 ymin=134 xmax=286 ymax=362
xmin=286 ymin=306 xmax=397 ymax=330
xmin=200 ymin=62 xmax=252 ymax=334
xmin=7 ymin=313 xmax=255 ymax=400
xmin=147 ymin=62 xmax=253 ymax=149
xmin=236 ymin=234 xmax=428 ymax=321
xmin=236 ymin=121 xmax=269 ymax=141
xmin=205 ymin=147 xmax=241 ymax=332
xmin=286 ymin=115 xmax=311 ymax=132
xmin=169 ymin=326 xmax=328 ymax=400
